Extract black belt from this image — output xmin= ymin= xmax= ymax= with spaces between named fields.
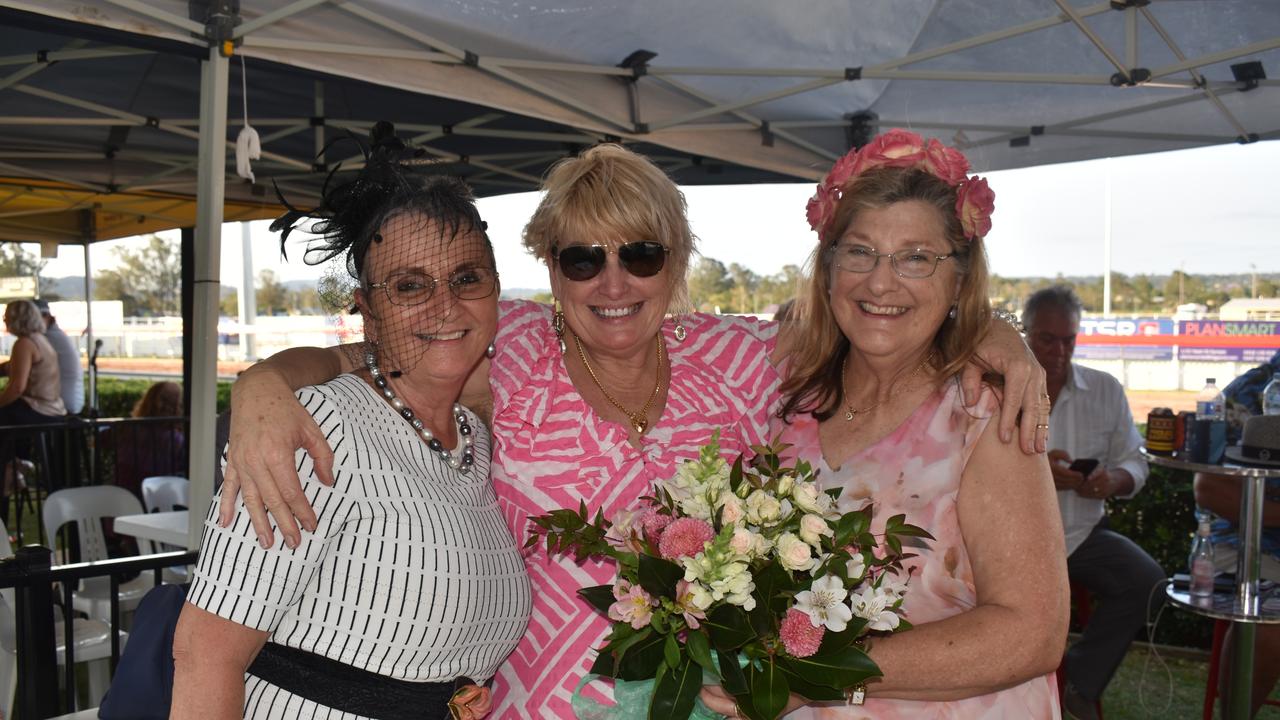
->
xmin=248 ymin=642 xmax=470 ymax=720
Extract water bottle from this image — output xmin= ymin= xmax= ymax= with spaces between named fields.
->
xmin=1195 ymin=378 xmax=1224 ymax=421
xmin=1263 ymin=372 xmax=1280 ymax=416
xmin=1188 ymin=518 xmax=1216 ymax=598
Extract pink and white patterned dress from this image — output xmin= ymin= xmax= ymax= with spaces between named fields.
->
xmin=777 ymin=380 xmax=1059 ymax=720
xmin=488 ymin=300 xmax=780 ymax=718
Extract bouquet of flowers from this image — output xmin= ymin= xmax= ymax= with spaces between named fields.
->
xmin=526 ymin=432 xmax=932 ymax=720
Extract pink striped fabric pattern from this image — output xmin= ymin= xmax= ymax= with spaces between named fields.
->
xmin=487 ymin=300 xmax=780 ymax=718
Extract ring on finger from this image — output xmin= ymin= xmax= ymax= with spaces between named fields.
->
xmin=1036 ymin=423 xmax=1049 ymax=430
xmin=733 ymin=702 xmax=742 ymax=718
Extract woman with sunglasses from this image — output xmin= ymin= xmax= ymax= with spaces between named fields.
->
xmin=221 ymin=143 xmax=1048 ymax=718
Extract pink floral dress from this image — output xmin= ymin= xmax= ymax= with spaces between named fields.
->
xmin=777 ymin=379 xmax=1059 ymax=720
xmin=487 ymin=300 xmax=780 ymax=719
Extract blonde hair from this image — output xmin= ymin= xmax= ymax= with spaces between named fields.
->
xmin=132 ymin=381 xmax=183 ymax=418
xmin=5 ymin=300 xmax=46 ymax=337
xmin=522 ymin=144 xmax=695 ymax=313
xmin=780 ymin=167 xmax=994 ymax=421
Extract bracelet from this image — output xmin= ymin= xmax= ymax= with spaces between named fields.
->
xmin=991 ymin=308 xmax=1024 ymax=333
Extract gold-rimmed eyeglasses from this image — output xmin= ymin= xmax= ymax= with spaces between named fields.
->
xmin=367 ymin=267 xmax=499 ymax=306
xmin=830 ymin=244 xmax=954 ymax=279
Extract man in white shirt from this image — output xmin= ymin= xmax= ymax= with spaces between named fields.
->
xmin=1024 ymin=286 xmax=1165 ymax=720
xmin=32 ymin=299 xmax=83 ymax=415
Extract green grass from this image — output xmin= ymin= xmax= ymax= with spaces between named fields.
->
xmin=1104 ymin=645 xmax=1280 ymax=719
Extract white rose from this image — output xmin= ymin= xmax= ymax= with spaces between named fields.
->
xmin=791 ymin=482 xmax=830 ymax=515
xmin=746 ymin=490 xmax=783 ymax=526
xmin=798 ymin=513 xmax=833 ymax=547
xmin=728 ymin=527 xmax=755 ymax=557
xmin=718 ymin=491 xmax=746 ymax=526
xmin=776 ymin=475 xmax=795 ymax=496
xmin=775 ymin=532 xmax=816 ymax=572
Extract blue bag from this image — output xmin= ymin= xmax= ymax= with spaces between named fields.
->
xmin=97 ymin=583 xmax=188 ymax=719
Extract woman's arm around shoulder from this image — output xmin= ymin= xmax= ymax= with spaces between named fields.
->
xmin=860 ymin=407 xmax=1068 ymax=700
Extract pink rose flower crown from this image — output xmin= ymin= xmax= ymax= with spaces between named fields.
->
xmin=805 ymin=128 xmax=996 ymax=243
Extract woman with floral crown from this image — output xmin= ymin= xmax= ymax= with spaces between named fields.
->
xmin=215 ymin=139 xmax=1052 ymax=717
xmin=701 ymin=130 xmax=1068 ymax=718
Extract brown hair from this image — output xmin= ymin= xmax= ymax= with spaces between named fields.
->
xmin=522 ymin=144 xmax=695 ymax=313
xmin=132 ymin=381 xmax=183 ymax=418
xmin=779 ymin=167 xmax=994 ymax=421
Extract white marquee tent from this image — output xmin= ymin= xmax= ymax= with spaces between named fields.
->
xmin=1 ymin=0 xmax=1277 ymax=546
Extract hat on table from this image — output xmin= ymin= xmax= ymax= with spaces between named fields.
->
xmin=1224 ymin=414 xmax=1280 ymax=467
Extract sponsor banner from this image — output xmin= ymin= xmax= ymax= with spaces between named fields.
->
xmin=1076 ymin=344 xmax=1174 ymax=361
xmin=1177 ymin=347 xmax=1279 ymax=363
xmin=1079 ymin=317 xmax=1175 ymax=337
xmin=1178 ymin=320 xmax=1280 ymax=337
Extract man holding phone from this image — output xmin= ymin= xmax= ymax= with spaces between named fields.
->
xmin=1024 ymin=286 xmax=1165 ymax=720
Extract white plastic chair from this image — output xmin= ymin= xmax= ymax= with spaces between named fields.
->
xmin=141 ymin=475 xmax=189 ymax=513
xmin=0 ymin=518 xmax=124 ymax=712
xmin=42 ymin=486 xmax=155 ymax=622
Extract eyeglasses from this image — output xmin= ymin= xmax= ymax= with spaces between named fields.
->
xmin=830 ymin=244 xmax=954 ymax=279
xmin=367 ymin=267 xmax=499 ymax=306
xmin=551 ymin=241 xmax=669 ymax=282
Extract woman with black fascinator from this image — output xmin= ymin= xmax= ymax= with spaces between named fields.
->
xmin=170 ymin=123 xmax=530 ymax=720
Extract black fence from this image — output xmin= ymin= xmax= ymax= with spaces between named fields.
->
xmin=0 ymin=546 xmax=198 ymax=718
xmin=0 ymin=416 xmax=188 ymax=545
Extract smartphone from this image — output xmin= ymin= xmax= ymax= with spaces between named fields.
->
xmin=1068 ymin=458 xmax=1099 ymax=476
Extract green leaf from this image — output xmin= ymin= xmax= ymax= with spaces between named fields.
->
xmin=705 ymin=604 xmax=754 ymax=651
xmin=649 ymin=655 xmax=701 ymax=720
xmin=590 ymin=648 xmax=617 ymax=677
xmin=747 ymin=657 xmax=789 ymax=720
xmin=578 ymin=585 xmax=615 ymax=615
xmin=752 ymin=561 xmax=797 ymax=613
xmin=664 ymin=633 xmax=682 ymax=669
xmin=775 ymin=659 xmax=845 ymax=701
xmin=638 ymin=554 xmax=684 ymax=600
xmin=832 ymin=511 xmax=870 ymax=548
xmin=730 ymin=455 xmax=745 ymax=491
xmin=815 ymin=617 xmax=867 ymax=655
xmin=617 ymin=629 xmax=666 ymax=681
xmin=785 ymin=645 xmax=882 ymax=688
xmin=685 ymin=631 xmax=718 ymax=678
xmin=717 ymin=650 xmax=748 ymax=695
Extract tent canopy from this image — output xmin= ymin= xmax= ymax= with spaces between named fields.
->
xmin=2 ymin=1 xmax=1277 ymax=246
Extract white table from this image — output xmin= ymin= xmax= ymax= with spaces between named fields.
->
xmin=113 ymin=510 xmax=189 ymax=548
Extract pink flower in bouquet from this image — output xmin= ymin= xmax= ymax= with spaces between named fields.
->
xmin=641 ymin=509 xmax=674 ymax=543
xmin=779 ymin=608 xmax=825 ymax=658
xmin=674 ymin=579 xmax=707 ymax=629
xmin=658 ymin=517 xmax=715 ymax=560
xmin=605 ymin=507 xmax=647 ymax=553
xmin=608 ymin=580 xmax=656 ymax=630
xmin=955 ymin=176 xmax=995 ymax=239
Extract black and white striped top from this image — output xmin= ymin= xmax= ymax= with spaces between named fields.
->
xmin=189 ymin=374 xmax=531 ymax=707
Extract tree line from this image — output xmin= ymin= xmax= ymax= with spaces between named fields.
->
xmin=2 ymin=239 xmax=1274 ymax=317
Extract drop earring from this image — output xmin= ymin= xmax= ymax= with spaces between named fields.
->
xmin=552 ymin=299 xmax=567 ymax=355
xmin=948 ymin=304 xmax=957 ymax=320
xmin=485 ymin=342 xmax=496 ymax=358
xmin=673 ymin=316 xmax=687 ymax=342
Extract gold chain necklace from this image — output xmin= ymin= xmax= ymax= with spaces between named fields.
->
xmin=572 ymin=331 xmax=666 ymax=435
xmin=842 ymin=352 xmax=935 ymax=422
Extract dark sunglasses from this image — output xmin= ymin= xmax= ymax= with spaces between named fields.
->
xmin=551 ymin=241 xmax=669 ymax=282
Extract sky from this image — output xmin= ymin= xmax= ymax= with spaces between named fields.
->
xmin=37 ymin=140 xmax=1280 ymax=293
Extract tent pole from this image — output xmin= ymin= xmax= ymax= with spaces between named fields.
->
xmin=240 ymin=221 xmax=257 ymax=361
xmin=1103 ymin=158 xmax=1112 ymax=318
xmin=188 ymin=44 xmax=229 ymax=551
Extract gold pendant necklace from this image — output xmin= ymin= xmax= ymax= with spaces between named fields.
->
xmin=843 ymin=352 xmax=934 ymax=422
xmin=573 ymin=331 xmax=665 ymax=435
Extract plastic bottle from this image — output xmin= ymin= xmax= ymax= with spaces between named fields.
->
xmin=1263 ymin=372 xmax=1280 ymax=416
xmin=1195 ymin=378 xmax=1224 ymax=421
xmin=1188 ymin=518 xmax=1216 ymax=598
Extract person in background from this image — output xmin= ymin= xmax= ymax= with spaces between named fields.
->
xmin=1023 ymin=285 xmax=1165 ymax=720
xmin=0 ymin=300 xmax=66 ymax=521
xmin=32 ymin=299 xmax=84 ymax=415
xmin=112 ymin=380 xmax=187 ymax=499
xmin=1195 ymin=351 xmax=1280 ymax=718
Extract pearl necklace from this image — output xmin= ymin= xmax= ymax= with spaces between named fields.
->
xmin=365 ymin=351 xmax=474 ymax=473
